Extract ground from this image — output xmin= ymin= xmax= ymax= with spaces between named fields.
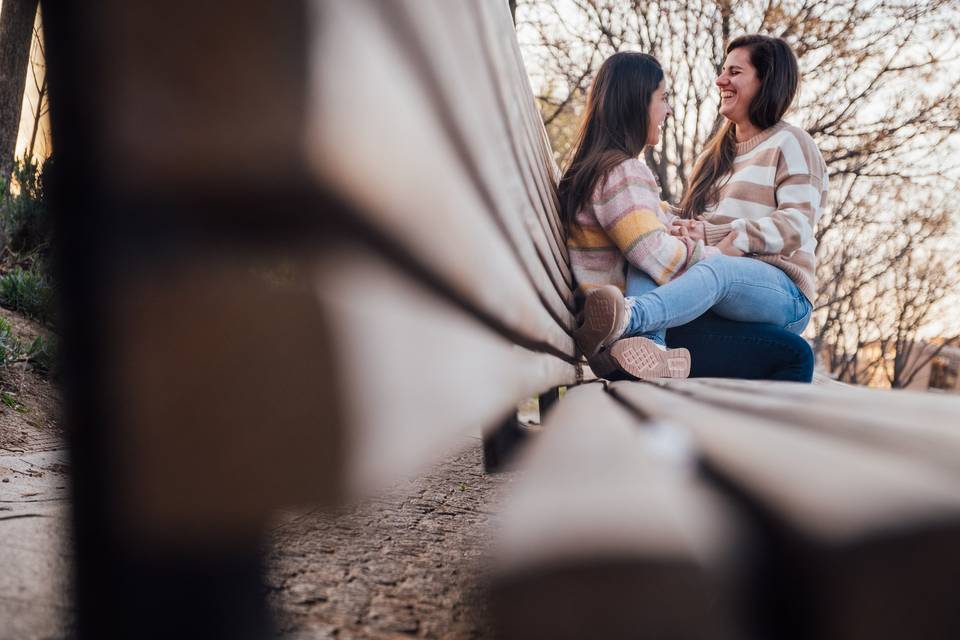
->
xmin=0 ymin=307 xmax=71 ymax=640
xmin=267 ymin=441 xmax=516 ymax=640
xmin=0 ymin=324 xmax=525 ymax=640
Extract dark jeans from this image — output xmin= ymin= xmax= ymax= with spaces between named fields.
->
xmin=666 ymin=312 xmax=814 ymax=382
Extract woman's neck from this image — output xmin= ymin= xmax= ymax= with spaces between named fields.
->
xmin=733 ymin=120 xmax=763 ymax=142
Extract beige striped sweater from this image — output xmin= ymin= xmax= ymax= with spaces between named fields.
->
xmin=697 ymin=120 xmax=828 ymax=302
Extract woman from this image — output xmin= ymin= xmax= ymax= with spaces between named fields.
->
xmin=564 ymin=36 xmax=825 ymax=381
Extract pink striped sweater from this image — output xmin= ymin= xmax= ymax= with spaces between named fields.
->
xmin=567 ymin=158 xmax=719 ymax=301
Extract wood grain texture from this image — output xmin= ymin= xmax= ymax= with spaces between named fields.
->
xmin=305 ymin=0 xmax=576 ymax=357
xmin=655 ymin=377 xmax=960 ymax=477
xmin=471 ymin=0 xmax=573 ymax=276
xmin=611 ymin=380 xmax=960 ymax=640
xmin=383 ymin=0 xmax=576 ymax=320
xmin=313 ymin=243 xmax=580 ymax=497
xmin=475 ymin=0 xmax=571 ymax=261
xmin=491 ymin=383 xmax=746 ymax=640
xmin=107 ymin=242 xmax=579 ymax=537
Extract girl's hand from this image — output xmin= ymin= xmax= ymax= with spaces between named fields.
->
xmin=670 ymin=219 xmax=705 ymax=242
xmin=717 ymin=230 xmax=745 ymax=257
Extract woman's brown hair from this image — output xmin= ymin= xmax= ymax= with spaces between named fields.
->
xmin=678 ymin=35 xmax=799 ymax=219
xmin=557 ymin=52 xmax=664 ymax=228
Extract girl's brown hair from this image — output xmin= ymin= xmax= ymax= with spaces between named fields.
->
xmin=678 ymin=35 xmax=799 ymax=219
xmin=557 ymin=52 xmax=664 ymax=227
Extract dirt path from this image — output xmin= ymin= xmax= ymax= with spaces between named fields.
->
xmin=0 ymin=308 xmax=71 ymax=640
xmin=267 ymin=439 xmax=516 ymax=640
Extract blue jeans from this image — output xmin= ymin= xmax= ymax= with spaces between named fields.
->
xmin=624 ymin=256 xmax=812 ymax=336
xmin=666 ymin=313 xmax=814 ymax=382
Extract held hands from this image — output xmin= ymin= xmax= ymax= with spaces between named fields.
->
xmin=717 ymin=230 xmax=745 ymax=257
xmin=669 ymin=219 xmax=705 ymax=242
xmin=670 ymin=219 xmax=743 ymax=256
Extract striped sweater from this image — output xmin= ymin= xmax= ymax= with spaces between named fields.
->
xmin=698 ymin=121 xmax=828 ymax=302
xmin=567 ymin=158 xmax=719 ymax=301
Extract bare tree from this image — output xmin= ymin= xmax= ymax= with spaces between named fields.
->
xmin=515 ymin=0 xmax=960 ymax=388
xmin=0 ymin=0 xmax=39 ymax=186
xmin=25 ymin=20 xmax=47 ymax=162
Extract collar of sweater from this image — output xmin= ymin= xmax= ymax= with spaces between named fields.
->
xmin=735 ymin=120 xmax=789 ymax=155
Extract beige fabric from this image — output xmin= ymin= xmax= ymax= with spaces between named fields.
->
xmin=699 ymin=121 xmax=828 ymax=302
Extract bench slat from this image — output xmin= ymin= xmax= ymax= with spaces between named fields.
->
xmin=472 ymin=0 xmax=573 ymax=274
xmin=611 ymin=380 xmax=960 ymax=640
xmin=653 ymin=377 xmax=960 ymax=477
xmin=491 ymin=383 xmax=746 ymax=640
xmin=385 ymin=1 xmax=576 ymax=317
xmin=305 ymin=0 xmax=576 ymax=356
xmin=485 ymin=0 xmax=573 ymax=257
xmin=110 ymin=243 xmax=580 ymax=538
xmin=92 ymin=0 xmax=578 ymax=359
xmin=314 ymin=242 xmax=579 ymax=495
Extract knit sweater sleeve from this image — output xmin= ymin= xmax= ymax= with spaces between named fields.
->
xmin=593 ymin=159 xmax=720 ymax=285
xmin=659 ymin=201 xmax=681 ymax=226
xmin=703 ymin=134 xmax=827 ymax=255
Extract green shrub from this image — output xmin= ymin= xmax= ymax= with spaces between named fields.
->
xmin=0 ymin=267 xmax=54 ymax=324
xmin=0 ymin=317 xmax=23 ymax=366
xmin=0 ymin=157 xmax=51 ymax=256
xmin=26 ymin=334 xmax=57 ymax=376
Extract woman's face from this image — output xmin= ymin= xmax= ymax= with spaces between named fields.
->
xmin=716 ymin=47 xmax=760 ymax=125
xmin=646 ymin=80 xmax=673 ymax=146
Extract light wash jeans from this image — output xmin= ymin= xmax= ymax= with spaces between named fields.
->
xmin=623 ymin=256 xmax=812 ymax=339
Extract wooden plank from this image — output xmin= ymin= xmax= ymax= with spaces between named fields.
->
xmin=108 ymin=253 xmax=346 ymax=540
xmin=474 ymin=0 xmax=571 ymax=265
xmin=95 ymin=1 xmax=310 ymax=193
xmin=470 ymin=1 xmax=576 ymax=290
xmin=611 ymin=381 xmax=960 ymax=640
xmin=89 ymin=0 xmax=577 ymax=358
xmin=313 ymin=242 xmax=580 ymax=495
xmin=813 ymin=371 xmax=848 ymax=386
xmin=305 ymin=0 xmax=576 ymax=356
xmin=653 ymin=377 xmax=960 ymax=477
xmin=108 ymin=242 xmax=579 ymax=539
xmin=473 ymin=3 xmax=568 ymax=262
xmin=383 ymin=1 xmax=576 ymax=319
xmin=457 ymin=0 xmax=575 ymax=281
xmin=490 ymin=383 xmax=746 ymax=640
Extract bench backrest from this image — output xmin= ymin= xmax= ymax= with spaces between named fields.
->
xmin=48 ymin=0 xmax=575 ymax=541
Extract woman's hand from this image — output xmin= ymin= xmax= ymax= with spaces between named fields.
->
xmin=717 ymin=230 xmax=745 ymax=257
xmin=670 ymin=219 xmax=705 ymax=242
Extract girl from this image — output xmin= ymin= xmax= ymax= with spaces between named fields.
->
xmin=562 ymin=37 xmax=826 ymax=380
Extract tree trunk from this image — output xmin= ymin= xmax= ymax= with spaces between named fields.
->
xmin=0 ymin=0 xmax=39 ymax=187
xmin=26 ymin=74 xmax=45 ymax=160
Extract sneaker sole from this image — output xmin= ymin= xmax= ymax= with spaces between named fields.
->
xmin=573 ymin=286 xmax=625 ymax=358
xmin=609 ymin=338 xmax=691 ymax=380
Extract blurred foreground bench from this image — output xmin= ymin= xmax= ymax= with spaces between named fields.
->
xmin=41 ymin=1 xmax=960 ymax=639
xmin=492 ymin=378 xmax=960 ymax=640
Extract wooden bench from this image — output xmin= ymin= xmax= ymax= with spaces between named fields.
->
xmin=46 ymin=1 xmax=578 ymax=638
xmin=43 ymin=1 xmax=960 ymax=639
xmin=492 ymin=379 xmax=960 ymax=639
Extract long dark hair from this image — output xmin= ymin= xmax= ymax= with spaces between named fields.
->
xmin=557 ymin=52 xmax=664 ymax=227
xmin=678 ymin=34 xmax=799 ymax=219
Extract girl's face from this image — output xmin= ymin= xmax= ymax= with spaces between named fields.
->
xmin=716 ymin=47 xmax=761 ymax=125
xmin=646 ymin=80 xmax=673 ymax=146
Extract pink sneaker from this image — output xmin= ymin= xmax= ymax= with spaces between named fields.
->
xmin=573 ymin=285 xmax=628 ymax=359
xmin=589 ymin=337 xmax=691 ymax=380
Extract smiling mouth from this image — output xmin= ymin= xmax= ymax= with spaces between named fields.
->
xmin=720 ymin=91 xmax=736 ymax=101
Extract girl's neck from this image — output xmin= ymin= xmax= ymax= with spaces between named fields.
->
xmin=733 ymin=120 xmax=762 ymax=142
